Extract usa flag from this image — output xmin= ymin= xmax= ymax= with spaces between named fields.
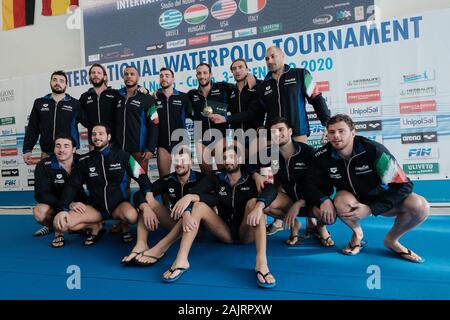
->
xmin=211 ymin=0 xmax=237 ymax=20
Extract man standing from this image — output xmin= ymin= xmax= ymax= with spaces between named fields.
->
xmin=79 ymin=64 xmax=120 ymax=146
xmin=154 ymin=67 xmax=191 ymax=178
xmin=305 ymin=114 xmax=429 ymax=262
xmin=23 ymin=71 xmax=81 ymax=164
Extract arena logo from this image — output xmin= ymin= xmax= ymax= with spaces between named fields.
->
xmin=307 ymin=111 xmax=319 ymax=121
xmin=347 ymin=90 xmax=381 ymax=103
xmin=0 ymin=89 xmax=14 ymax=103
xmin=354 ymin=120 xmax=382 ymax=132
xmin=1 ymin=169 xmax=19 ymax=177
xmin=403 ymin=162 xmax=439 ymax=175
xmin=406 ymin=147 xmax=439 ymax=159
xmin=346 ymin=77 xmax=380 ymax=89
xmin=400 ymin=116 xmax=437 ymax=129
xmin=349 ymin=105 xmax=382 ymax=117
xmin=399 ymin=100 xmax=436 ymax=114
xmin=400 ymin=86 xmax=436 ymax=99
xmin=401 ymin=132 xmax=437 ymax=144
xmin=28 ymin=179 xmax=35 ymax=187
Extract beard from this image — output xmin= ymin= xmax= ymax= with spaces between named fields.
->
xmin=225 ymin=164 xmax=240 ymax=173
xmin=199 ymin=80 xmax=210 ymax=88
xmin=51 ymin=87 xmax=65 ymax=94
xmin=90 ymin=78 xmax=105 ymax=88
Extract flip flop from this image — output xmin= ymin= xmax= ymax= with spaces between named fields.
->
xmin=84 ymin=228 xmax=106 ymax=246
xmin=121 ymin=251 xmax=145 ymax=265
xmin=134 ymin=252 xmax=165 ymax=266
xmin=162 ymin=267 xmax=189 ymax=283
xmin=121 ymin=231 xmax=134 ymax=243
xmin=50 ymin=234 xmax=65 ymax=248
xmin=389 ymin=247 xmax=425 ymax=264
xmin=266 ymin=223 xmax=283 ymax=236
xmin=285 ymin=234 xmax=304 ymax=246
xmin=313 ymin=232 xmax=335 ymax=247
xmin=341 ymin=239 xmax=368 ymax=256
xmin=256 ymin=271 xmax=276 ymax=289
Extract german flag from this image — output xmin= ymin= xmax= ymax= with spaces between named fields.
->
xmin=2 ymin=0 xmax=36 ymax=30
xmin=42 ymin=0 xmax=78 ymax=16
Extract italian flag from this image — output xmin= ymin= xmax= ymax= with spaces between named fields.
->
xmin=239 ymin=0 xmax=266 ymax=15
xmin=129 ymin=156 xmax=145 ymax=178
xmin=376 ymin=152 xmax=408 ymax=184
xmin=184 ymin=4 xmax=209 ymax=24
xmin=304 ymin=71 xmax=319 ymax=98
xmin=148 ymin=104 xmax=159 ymax=125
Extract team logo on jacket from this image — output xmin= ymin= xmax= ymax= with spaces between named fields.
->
xmin=330 ymin=167 xmax=338 ymax=173
xmin=89 ymin=167 xmax=98 ymax=177
xmin=55 ymin=173 xmax=65 ymax=184
xmin=240 ymin=186 xmax=250 ymax=191
xmin=219 ymin=186 xmax=227 ymax=196
xmin=56 ymin=174 xmax=63 ymax=179
xmin=329 ymin=167 xmax=342 ymax=179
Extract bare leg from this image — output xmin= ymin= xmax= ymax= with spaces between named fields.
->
xmin=157 ymin=147 xmax=172 ymax=178
xmin=382 ymin=193 xmax=429 ymax=262
xmin=162 ymin=202 xmax=232 ymax=280
xmin=33 ymin=203 xmax=54 ymax=228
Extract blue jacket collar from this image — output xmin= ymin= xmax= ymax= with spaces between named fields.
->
xmin=169 ymin=170 xmax=197 ymax=183
xmin=264 ymin=64 xmax=291 ymax=81
xmin=331 ymin=138 xmax=365 ymax=160
xmin=43 ymin=93 xmax=72 ymax=101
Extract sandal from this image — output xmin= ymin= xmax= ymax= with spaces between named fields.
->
xmin=389 ymin=247 xmax=425 ymax=263
xmin=285 ymin=234 xmax=304 ymax=246
xmin=256 ymin=270 xmax=276 ymax=288
xmin=313 ymin=232 xmax=335 ymax=247
xmin=50 ymin=234 xmax=65 ymax=248
xmin=342 ymin=239 xmax=368 ymax=255
xmin=135 ymin=252 xmax=165 ymax=266
xmin=121 ymin=231 xmax=134 ymax=243
xmin=84 ymin=228 xmax=106 ymax=246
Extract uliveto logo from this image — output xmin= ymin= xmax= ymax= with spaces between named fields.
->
xmin=403 ymin=162 xmax=439 ymax=175
xmin=400 ymin=116 xmax=437 ymax=129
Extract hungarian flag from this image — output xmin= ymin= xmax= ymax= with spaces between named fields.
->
xmin=2 ymin=0 xmax=35 ymax=30
xmin=42 ymin=0 xmax=78 ymax=16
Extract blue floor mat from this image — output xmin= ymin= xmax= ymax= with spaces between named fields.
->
xmin=0 ymin=215 xmax=449 ymax=300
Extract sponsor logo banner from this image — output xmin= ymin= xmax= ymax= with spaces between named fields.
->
xmin=400 ymin=86 xmax=436 ymax=99
xmin=307 ymin=139 xmax=325 ymax=149
xmin=406 ymin=147 xmax=439 ymax=159
xmin=145 ymin=43 xmax=165 ymax=52
xmin=0 ymin=117 xmax=15 ymax=126
xmin=399 ymin=100 xmax=436 ymax=114
xmin=401 ymin=132 xmax=438 ymax=144
xmin=28 ymin=179 xmax=35 ymax=187
xmin=316 ymin=81 xmax=330 ymax=92
xmin=400 ymin=115 xmax=437 ymax=129
xmin=0 ymin=127 xmax=17 ymax=136
xmin=349 ymin=105 xmax=382 ymax=117
xmin=80 ymin=131 xmax=89 ymax=140
xmin=346 ymin=77 xmax=380 ymax=89
xmin=354 ymin=120 xmax=382 ymax=132
xmin=363 ymin=134 xmax=383 ymax=144
xmin=1 ymin=148 xmax=18 ymax=156
xmin=234 ymin=27 xmax=257 ymax=38
xmin=166 ymin=39 xmax=187 ymax=49
xmin=347 ymin=90 xmax=381 ymax=103
xmin=188 ymin=35 xmax=209 ymax=46
xmin=1 ymin=158 xmax=18 ymax=167
xmin=259 ymin=23 xmax=282 ymax=34
xmin=403 ymin=163 xmax=439 ymax=175
xmin=1 ymin=169 xmax=19 ymax=177
xmin=0 ymin=137 xmax=17 ymax=147
xmin=307 ymin=111 xmax=318 ymax=121
xmin=3 ymin=179 xmax=20 ymax=188
xmin=402 ymin=70 xmax=435 ymax=83
xmin=313 ymin=14 xmax=333 ymax=25
xmin=211 ymin=31 xmax=233 ymax=42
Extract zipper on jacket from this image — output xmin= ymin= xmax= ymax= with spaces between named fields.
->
xmin=101 ymin=154 xmax=109 ymax=212
xmin=238 ymin=89 xmax=243 ymax=130
xmin=231 ymin=176 xmax=248 ymax=220
xmin=167 ymin=97 xmax=171 ymax=146
xmin=97 ymin=94 xmax=101 ymax=122
xmin=53 ymin=101 xmax=59 ymax=140
xmin=344 ymin=151 xmax=365 ymax=197
xmin=122 ymin=97 xmax=128 ymax=150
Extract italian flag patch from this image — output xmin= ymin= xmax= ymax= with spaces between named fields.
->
xmin=129 ymin=156 xmax=145 ymax=178
xmin=148 ymin=104 xmax=159 ymax=125
xmin=376 ymin=152 xmax=408 ymax=184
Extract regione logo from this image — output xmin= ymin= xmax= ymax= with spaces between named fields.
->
xmin=406 ymin=147 xmax=439 ymax=159
xmin=400 ymin=116 xmax=437 ymax=129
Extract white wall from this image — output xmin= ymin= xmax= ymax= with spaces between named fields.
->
xmin=0 ymin=0 xmax=81 ymax=80
xmin=0 ymin=0 xmax=449 ymax=80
